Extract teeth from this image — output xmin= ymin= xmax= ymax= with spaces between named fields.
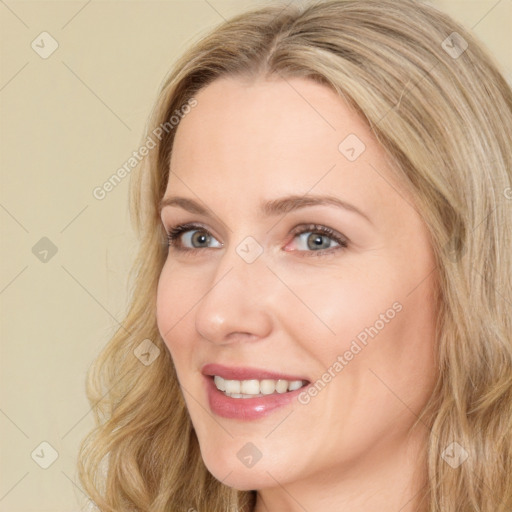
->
xmin=260 ymin=379 xmax=276 ymax=395
xmin=288 ymin=380 xmax=303 ymax=391
xmin=240 ymin=379 xmax=260 ymax=394
xmin=224 ymin=379 xmax=240 ymax=394
xmin=213 ymin=376 xmax=307 ymax=398
xmin=214 ymin=375 xmax=226 ymax=391
xmin=275 ymin=379 xmax=288 ymax=393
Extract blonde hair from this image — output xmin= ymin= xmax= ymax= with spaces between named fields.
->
xmin=77 ymin=1 xmax=512 ymax=510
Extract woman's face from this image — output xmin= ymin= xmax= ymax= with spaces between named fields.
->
xmin=156 ymin=76 xmax=438 ymax=491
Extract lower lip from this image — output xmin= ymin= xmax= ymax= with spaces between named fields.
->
xmin=204 ymin=376 xmax=307 ymax=420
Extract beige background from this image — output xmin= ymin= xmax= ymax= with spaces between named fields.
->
xmin=0 ymin=1 xmax=510 ymax=510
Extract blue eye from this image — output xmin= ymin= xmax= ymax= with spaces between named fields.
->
xmin=165 ymin=222 xmax=348 ymax=257
xmin=167 ymin=223 xmax=223 ymax=250
xmin=286 ymin=223 xmax=348 ymax=257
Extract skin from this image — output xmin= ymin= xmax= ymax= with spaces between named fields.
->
xmin=156 ymin=75 xmax=439 ymax=512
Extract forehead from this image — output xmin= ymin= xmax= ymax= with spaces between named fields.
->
xmin=172 ymin=77 xmax=361 ymax=158
xmin=166 ymin=76 xmax=403 ymax=212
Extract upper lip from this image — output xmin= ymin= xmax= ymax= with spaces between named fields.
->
xmin=201 ymin=363 xmax=310 ymax=382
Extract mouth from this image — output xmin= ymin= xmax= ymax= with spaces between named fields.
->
xmin=201 ymin=363 xmax=311 ymax=419
xmin=211 ymin=375 xmax=308 ymax=398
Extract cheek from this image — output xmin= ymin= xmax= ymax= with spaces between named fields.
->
xmin=155 ymin=264 xmax=196 ymax=353
xmin=276 ymin=263 xmax=404 ymax=347
xmin=287 ymin=258 xmax=437 ymax=398
xmin=315 ymin=268 xmax=437 ymax=421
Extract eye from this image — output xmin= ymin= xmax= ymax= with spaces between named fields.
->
xmin=166 ymin=223 xmax=222 ymax=252
xmin=164 ymin=222 xmax=348 ymax=257
xmin=286 ymin=224 xmax=348 ymax=257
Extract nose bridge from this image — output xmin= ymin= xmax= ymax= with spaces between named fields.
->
xmin=194 ymin=236 xmax=273 ymax=343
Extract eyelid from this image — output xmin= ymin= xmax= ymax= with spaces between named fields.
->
xmin=288 ymin=223 xmax=348 ymax=244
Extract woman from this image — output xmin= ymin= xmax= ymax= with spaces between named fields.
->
xmin=77 ymin=1 xmax=512 ymax=511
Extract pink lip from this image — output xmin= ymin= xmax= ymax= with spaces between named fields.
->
xmin=201 ymin=364 xmax=310 ymax=421
xmin=201 ymin=363 xmax=308 ymax=382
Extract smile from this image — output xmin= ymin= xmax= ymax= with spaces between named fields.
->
xmin=213 ymin=376 xmax=308 ymax=398
xmin=201 ymin=363 xmax=311 ymax=419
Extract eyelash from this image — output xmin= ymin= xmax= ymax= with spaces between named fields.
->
xmin=164 ymin=222 xmax=348 ymax=258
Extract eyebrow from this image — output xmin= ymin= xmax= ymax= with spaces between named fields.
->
xmin=159 ymin=194 xmax=372 ymax=224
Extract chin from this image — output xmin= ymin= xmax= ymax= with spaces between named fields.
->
xmin=209 ymin=466 xmax=276 ymax=491
xmin=200 ymin=447 xmax=289 ymax=490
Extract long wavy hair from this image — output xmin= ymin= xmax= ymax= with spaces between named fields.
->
xmin=77 ymin=0 xmax=512 ymax=510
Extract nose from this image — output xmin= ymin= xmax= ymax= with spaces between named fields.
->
xmin=194 ymin=244 xmax=274 ymax=345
